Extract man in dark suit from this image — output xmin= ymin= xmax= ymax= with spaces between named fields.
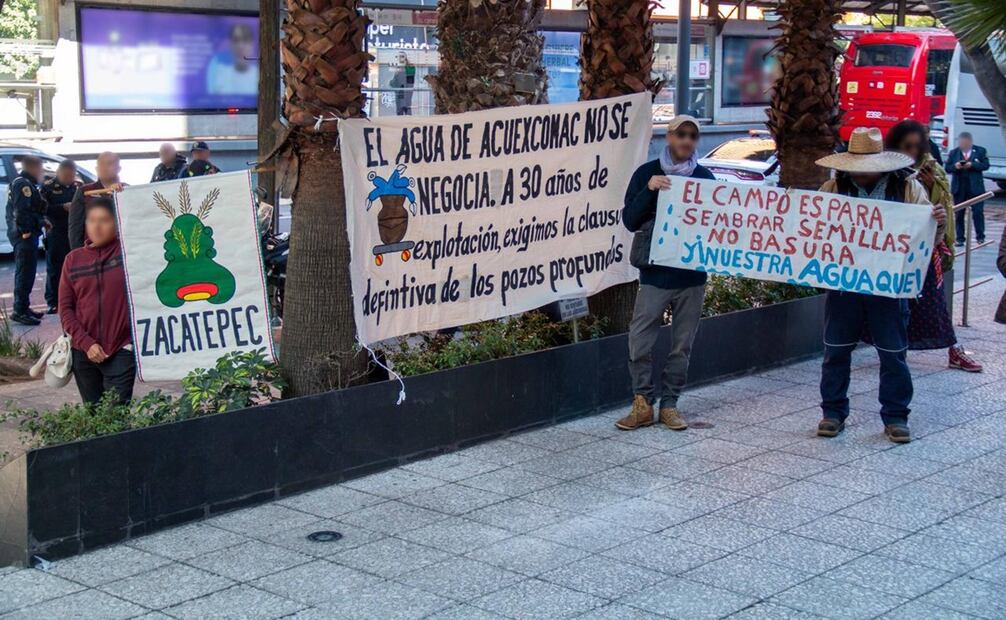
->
xmin=945 ymin=132 xmax=990 ymax=245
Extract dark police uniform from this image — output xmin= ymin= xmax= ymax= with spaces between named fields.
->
xmin=151 ymin=154 xmax=188 ymax=183
xmin=179 ymin=159 xmax=220 ymax=178
xmin=41 ymin=177 xmax=81 ymax=310
xmin=5 ymin=170 xmax=45 ymax=318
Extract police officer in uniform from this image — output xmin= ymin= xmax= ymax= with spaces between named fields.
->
xmin=41 ymin=160 xmax=81 ymax=314
xmin=5 ymin=156 xmax=46 ymax=325
xmin=179 ymin=141 xmax=221 ymax=178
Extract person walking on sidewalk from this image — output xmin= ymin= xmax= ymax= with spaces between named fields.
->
xmin=885 ymin=121 xmax=982 ymax=372
xmin=616 ymin=115 xmax=716 ymax=432
xmin=70 ymin=151 xmax=123 ymax=250
xmin=946 ymin=132 xmax=989 ymax=246
xmin=40 ymin=160 xmax=81 ymax=315
xmin=815 ymin=127 xmax=946 ymax=444
xmin=5 ymin=156 xmax=46 ymax=326
xmin=59 ymin=197 xmax=135 ymax=405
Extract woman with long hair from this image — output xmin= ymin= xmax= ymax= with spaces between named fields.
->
xmin=885 ymin=120 xmax=982 ymax=372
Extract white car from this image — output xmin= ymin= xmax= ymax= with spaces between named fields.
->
xmin=0 ymin=146 xmax=96 ymax=253
xmin=699 ymin=132 xmax=780 ymax=185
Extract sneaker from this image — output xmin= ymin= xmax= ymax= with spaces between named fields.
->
xmin=615 ymin=395 xmax=654 ymax=431
xmin=10 ymin=312 xmax=40 ymax=326
xmin=817 ymin=418 xmax=845 ymax=438
xmin=46 ymin=306 xmax=58 ymax=315
xmin=659 ymin=407 xmax=688 ymax=431
xmin=884 ymin=424 xmax=911 ymax=444
xmin=949 ymin=346 xmax=983 ymax=373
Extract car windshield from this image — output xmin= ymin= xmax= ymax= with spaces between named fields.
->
xmin=706 ymin=138 xmax=776 ymax=162
xmin=854 ymin=44 xmax=916 ymax=68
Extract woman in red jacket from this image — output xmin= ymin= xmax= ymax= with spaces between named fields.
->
xmin=58 ymin=197 xmax=134 ymax=404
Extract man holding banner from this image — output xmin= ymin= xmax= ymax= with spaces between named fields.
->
xmin=814 ymin=127 xmax=945 ymax=444
xmin=616 ymin=115 xmax=716 ymax=432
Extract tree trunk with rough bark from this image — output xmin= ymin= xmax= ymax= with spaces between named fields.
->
xmin=578 ymin=0 xmax=663 ymax=334
xmin=427 ymin=0 xmax=548 ymax=114
xmin=278 ymin=0 xmax=370 ymax=396
xmin=765 ymin=0 xmax=843 ymax=190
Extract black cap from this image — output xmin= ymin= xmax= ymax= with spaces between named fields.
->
xmin=191 ymin=141 xmax=210 ymax=152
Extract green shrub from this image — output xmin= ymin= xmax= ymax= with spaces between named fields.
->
xmin=387 ymin=311 xmax=606 ymax=377
xmin=1 ymin=348 xmax=284 ymax=452
xmin=0 ymin=309 xmax=24 ymax=358
xmin=701 ymin=276 xmax=820 ymax=318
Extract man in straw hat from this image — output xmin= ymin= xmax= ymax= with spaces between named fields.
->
xmin=617 ymin=115 xmax=716 ymax=433
xmin=815 ymin=127 xmax=946 ymax=444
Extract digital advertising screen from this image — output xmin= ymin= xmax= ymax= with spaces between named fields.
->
xmin=77 ymin=6 xmax=259 ymax=112
xmin=721 ymin=36 xmax=779 ymax=107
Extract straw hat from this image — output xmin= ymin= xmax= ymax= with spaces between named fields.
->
xmin=816 ymin=127 xmax=913 ymax=173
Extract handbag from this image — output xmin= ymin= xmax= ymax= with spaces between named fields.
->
xmin=29 ymin=334 xmax=73 ymax=388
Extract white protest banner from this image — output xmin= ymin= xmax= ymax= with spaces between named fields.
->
xmin=340 ymin=92 xmax=652 ymax=344
xmin=647 ymin=177 xmax=937 ymax=298
xmin=115 ymin=171 xmax=276 ymax=380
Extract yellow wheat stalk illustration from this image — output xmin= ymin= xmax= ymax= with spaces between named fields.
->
xmin=153 ymin=191 xmax=175 ymax=219
xmin=179 ymin=181 xmax=192 ymax=214
xmin=190 ymin=220 xmax=203 ymax=258
xmin=172 ymin=224 xmax=189 ymax=258
xmin=196 ymin=188 xmax=220 ymax=220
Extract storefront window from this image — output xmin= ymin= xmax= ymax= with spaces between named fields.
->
xmin=364 ymin=20 xmax=438 ymax=117
xmin=652 ymin=38 xmax=712 ymax=121
xmin=720 ymin=36 xmax=778 ymax=107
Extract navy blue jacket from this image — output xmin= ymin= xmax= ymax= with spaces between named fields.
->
xmin=5 ymin=170 xmax=45 ymax=244
xmin=622 ymin=158 xmax=715 ymax=289
xmin=945 ymin=145 xmax=989 ymax=200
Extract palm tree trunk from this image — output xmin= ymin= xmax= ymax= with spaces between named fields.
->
xmin=427 ymin=0 xmax=548 ymax=114
xmin=578 ymin=0 xmax=662 ymax=334
xmin=766 ymin=0 xmax=843 ymax=190
xmin=279 ymin=0 xmax=369 ymax=395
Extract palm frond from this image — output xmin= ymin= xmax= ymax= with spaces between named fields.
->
xmin=196 ymin=188 xmax=220 ymax=220
xmin=178 ymin=182 xmax=192 ymax=214
xmin=935 ymin=0 xmax=1006 ymax=51
xmin=152 ymin=191 xmax=175 ymax=219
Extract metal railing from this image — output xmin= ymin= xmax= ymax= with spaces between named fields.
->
xmin=953 ymin=191 xmax=996 ymax=327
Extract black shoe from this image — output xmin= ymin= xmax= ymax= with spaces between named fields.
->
xmin=817 ymin=418 xmax=845 ymax=438
xmin=27 ymin=308 xmax=43 ymax=319
xmin=954 ymin=240 xmax=964 ymax=248
xmin=10 ymin=313 xmax=40 ymax=326
xmin=884 ymin=424 xmax=911 ymax=444
xmin=977 ymin=237 xmax=986 ymax=244
xmin=46 ymin=306 xmax=58 ymax=315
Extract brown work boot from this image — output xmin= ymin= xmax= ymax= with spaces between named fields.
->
xmin=659 ymin=407 xmax=688 ymax=431
xmin=616 ymin=395 xmax=654 ymax=430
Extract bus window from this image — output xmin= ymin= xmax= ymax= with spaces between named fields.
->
xmin=926 ymin=48 xmax=953 ymax=96
xmin=958 ymin=47 xmax=1006 ymax=76
xmin=854 ymin=44 xmax=915 ymax=67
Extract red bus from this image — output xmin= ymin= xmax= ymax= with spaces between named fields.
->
xmin=839 ymin=30 xmax=956 ymax=141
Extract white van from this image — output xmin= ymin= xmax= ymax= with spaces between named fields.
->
xmin=944 ymin=45 xmax=1006 ymax=189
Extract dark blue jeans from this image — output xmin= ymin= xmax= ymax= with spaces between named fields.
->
xmin=820 ymin=290 xmax=913 ymax=425
xmin=955 ymin=200 xmax=985 ymax=242
xmin=11 ymin=235 xmax=38 ymax=315
xmin=44 ymin=234 xmax=69 ymax=308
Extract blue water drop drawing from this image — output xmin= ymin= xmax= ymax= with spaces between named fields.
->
xmin=663 ymin=222 xmax=669 ymax=232
xmin=667 ymin=204 xmax=673 ymax=214
xmin=908 ymin=252 xmax=915 ymax=263
xmin=658 ymin=237 xmax=665 ymax=245
xmin=919 ymin=240 xmax=926 ymax=250
xmin=673 ymin=227 xmax=679 ymax=235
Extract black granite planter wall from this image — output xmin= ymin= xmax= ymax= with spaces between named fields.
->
xmin=0 ymin=294 xmax=825 ymax=566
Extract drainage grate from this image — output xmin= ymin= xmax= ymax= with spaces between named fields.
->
xmin=306 ymin=530 xmax=344 ymax=543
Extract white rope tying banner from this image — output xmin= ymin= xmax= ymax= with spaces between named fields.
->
xmin=358 ymin=339 xmax=406 ymax=405
xmin=314 ymin=114 xmax=341 ymax=132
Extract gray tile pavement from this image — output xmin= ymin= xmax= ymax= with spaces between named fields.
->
xmin=3 ymin=280 xmax=1006 ymax=618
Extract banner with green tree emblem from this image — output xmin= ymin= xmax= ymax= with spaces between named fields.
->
xmin=115 ymin=171 xmax=276 ymax=380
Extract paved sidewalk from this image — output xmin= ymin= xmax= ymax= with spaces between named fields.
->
xmin=2 ymin=282 xmax=1006 ymax=619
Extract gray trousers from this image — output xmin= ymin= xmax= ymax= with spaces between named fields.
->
xmin=628 ymin=283 xmax=705 ymax=407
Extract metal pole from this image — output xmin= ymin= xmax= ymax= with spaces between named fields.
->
xmin=961 ymin=206 xmax=972 ymax=327
xmin=676 ymin=0 xmax=691 ymax=117
xmin=572 ymin=318 xmax=580 ymax=344
xmin=895 ymin=0 xmax=907 ymax=27
xmin=257 ymin=0 xmax=281 ymax=216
